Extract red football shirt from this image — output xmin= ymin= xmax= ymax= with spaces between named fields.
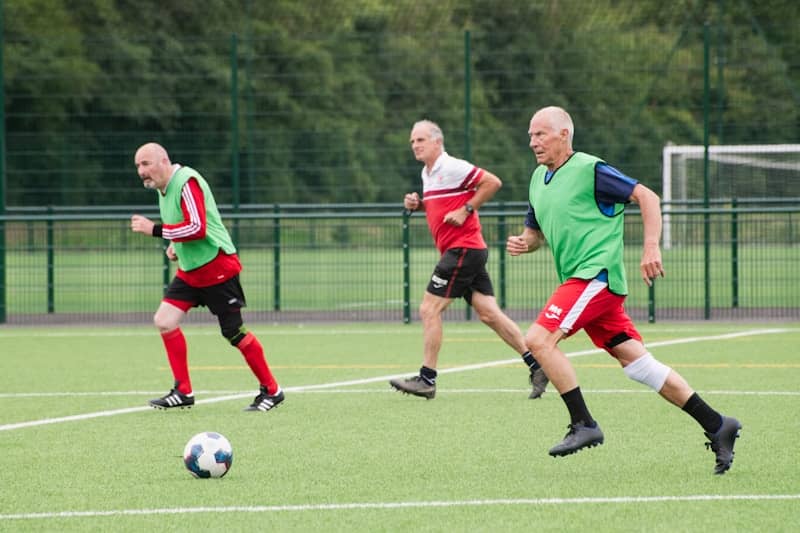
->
xmin=421 ymin=152 xmax=487 ymax=254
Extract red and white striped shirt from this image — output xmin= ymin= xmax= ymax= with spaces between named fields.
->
xmin=165 ymin=176 xmax=241 ymax=287
xmin=421 ymin=152 xmax=487 ymax=254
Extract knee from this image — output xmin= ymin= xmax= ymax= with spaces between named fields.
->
xmin=418 ymin=301 xmax=437 ymax=323
xmin=218 ymin=311 xmax=246 ymax=345
xmin=476 ymin=307 xmax=500 ymax=327
xmin=524 ymin=328 xmax=551 ymax=354
xmin=153 ymin=311 xmax=177 ymax=333
xmin=623 ymin=352 xmax=671 ymax=391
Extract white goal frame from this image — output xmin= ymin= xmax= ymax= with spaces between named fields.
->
xmin=661 ymin=143 xmax=800 ymax=248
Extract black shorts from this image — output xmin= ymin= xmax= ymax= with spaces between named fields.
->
xmin=426 ymin=248 xmax=494 ymax=303
xmin=164 ymin=275 xmax=247 ymax=315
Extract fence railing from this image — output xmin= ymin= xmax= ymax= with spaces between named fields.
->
xmin=0 ymin=202 xmax=797 ymax=325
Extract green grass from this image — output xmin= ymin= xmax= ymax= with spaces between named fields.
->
xmin=1 ymin=322 xmax=799 ymax=531
xmin=5 ymin=243 xmax=800 ymax=316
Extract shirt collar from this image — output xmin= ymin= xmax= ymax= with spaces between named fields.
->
xmin=424 ymin=151 xmax=448 ymax=177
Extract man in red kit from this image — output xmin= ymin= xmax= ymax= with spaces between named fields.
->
xmin=131 ymin=142 xmax=283 ymax=412
xmin=389 ymin=120 xmax=548 ymax=400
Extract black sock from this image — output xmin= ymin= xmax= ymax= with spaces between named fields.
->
xmin=522 ymin=351 xmax=541 ymax=372
xmin=561 ymin=387 xmax=595 ymax=427
xmin=682 ymin=392 xmax=723 ymax=433
xmin=420 ymin=366 xmax=437 ymax=386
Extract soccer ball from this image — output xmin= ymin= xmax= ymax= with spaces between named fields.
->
xmin=183 ymin=432 xmax=233 ymax=478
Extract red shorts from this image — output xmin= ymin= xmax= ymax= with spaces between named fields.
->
xmin=536 ymin=278 xmax=642 ymax=354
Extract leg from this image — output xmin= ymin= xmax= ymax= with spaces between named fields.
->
xmin=528 ymin=279 xmax=615 ymax=456
xmin=472 ymin=291 xmax=549 ymax=399
xmin=207 ymin=276 xmax=284 ymax=412
xmin=389 ymin=248 xmax=473 ymax=399
xmin=612 ymin=339 xmax=693 ymax=407
xmin=419 ymin=291 xmax=453 ymax=370
xmin=217 ymin=309 xmax=279 ymax=393
xmin=470 ymin=291 xmax=527 ymax=353
xmin=149 ymin=300 xmax=195 ymax=409
xmin=611 ymin=339 xmax=741 ymax=474
xmin=524 ymin=322 xmax=575 ymax=393
xmin=388 ymin=291 xmax=451 ymax=399
xmin=154 ymin=299 xmax=186 ymax=333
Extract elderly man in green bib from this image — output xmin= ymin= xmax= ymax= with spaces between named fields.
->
xmin=506 ymin=106 xmax=741 ymax=474
xmin=131 ymin=142 xmax=283 ymax=413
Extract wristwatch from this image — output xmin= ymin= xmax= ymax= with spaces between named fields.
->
xmin=464 ymin=203 xmax=474 ymax=214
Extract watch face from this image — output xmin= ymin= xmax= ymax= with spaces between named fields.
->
xmin=465 ymin=203 xmax=474 ymax=213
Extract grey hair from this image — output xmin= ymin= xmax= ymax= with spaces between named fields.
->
xmin=539 ymin=106 xmax=574 ymax=144
xmin=413 ymin=119 xmax=445 ymax=147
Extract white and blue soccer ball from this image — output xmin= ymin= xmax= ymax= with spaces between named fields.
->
xmin=183 ymin=432 xmax=233 ymax=478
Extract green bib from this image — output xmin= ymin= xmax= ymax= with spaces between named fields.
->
xmin=529 ymin=152 xmax=628 ymax=295
xmin=158 ymin=166 xmax=236 ymax=271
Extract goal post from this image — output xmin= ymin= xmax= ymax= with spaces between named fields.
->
xmin=661 ymin=143 xmax=800 ymax=248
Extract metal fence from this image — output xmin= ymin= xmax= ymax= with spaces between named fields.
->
xmin=1 ymin=202 xmax=797 ymax=325
xmin=3 ymin=18 xmax=799 ymax=325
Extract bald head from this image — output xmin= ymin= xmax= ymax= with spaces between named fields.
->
xmin=135 ymin=142 xmax=169 ymax=164
xmin=533 ymin=106 xmax=574 ymax=144
xmin=134 ymin=142 xmax=174 ymax=192
xmin=528 ymin=106 xmax=575 ymax=170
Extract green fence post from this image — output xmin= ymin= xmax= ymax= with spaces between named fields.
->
xmin=46 ymin=207 xmax=54 ymax=313
xmin=648 ymin=281 xmax=656 ymax=323
xmin=497 ymin=202 xmax=507 ymax=309
xmin=731 ymin=198 xmax=739 ymax=308
xmin=403 ymin=209 xmax=411 ymax=324
xmin=273 ymin=204 xmax=281 ymax=311
xmin=463 ymin=29 xmax=472 ymax=321
xmin=0 ymin=0 xmax=6 ymax=324
xmin=703 ymin=22 xmax=712 ymax=320
xmin=162 ymin=241 xmax=170 ymax=295
xmin=230 ymin=33 xmax=241 ymax=247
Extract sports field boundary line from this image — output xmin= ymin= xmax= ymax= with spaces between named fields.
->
xmin=0 ymin=328 xmax=789 ymax=433
xmin=2 ymin=493 xmax=799 ymax=521
xmin=2 ymin=388 xmax=799 ymax=398
xmin=0 ymin=326 xmax=796 ymax=338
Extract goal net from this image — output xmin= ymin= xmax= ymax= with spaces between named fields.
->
xmin=661 ymin=144 xmax=800 ymax=248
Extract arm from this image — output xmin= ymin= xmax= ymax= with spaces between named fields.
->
xmin=467 ymin=170 xmax=501 ymax=210
xmin=507 ymin=227 xmax=545 ymax=255
xmin=629 ymin=183 xmax=665 ymax=286
xmin=130 ymin=179 xmax=207 ymax=241
xmin=130 ymin=216 xmax=180 ymax=261
xmin=161 ymin=178 xmax=207 ymax=242
xmin=444 ymin=170 xmax=502 ymax=226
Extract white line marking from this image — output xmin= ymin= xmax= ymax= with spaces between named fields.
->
xmin=2 ymin=494 xmax=799 ymax=521
xmin=0 ymin=326 xmax=794 ymax=339
xmin=0 ymin=328 xmax=790 ymax=433
xmin=2 ymin=388 xmax=799 ymax=399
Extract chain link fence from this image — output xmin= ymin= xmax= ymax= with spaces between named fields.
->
xmin=2 ymin=203 xmax=797 ymax=324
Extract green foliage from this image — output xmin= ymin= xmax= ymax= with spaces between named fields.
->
xmin=3 ymin=0 xmax=799 ymax=204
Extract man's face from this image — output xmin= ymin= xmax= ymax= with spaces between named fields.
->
xmin=528 ymin=113 xmax=566 ymax=168
xmin=134 ymin=149 xmax=169 ymax=190
xmin=409 ymin=126 xmax=441 ymax=165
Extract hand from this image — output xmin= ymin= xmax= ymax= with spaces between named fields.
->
xmin=165 ymin=243 xmax=178 ymax=261
xmin=640 ymin=243 xmax=665 ymax=286
xmin=130 ymin=214 xmax=155 ymax=235
xmin=506 ymin=235 xmax=529 ymax=256
xmin=404 ymin=192 xmax=421 ymax=211
xmin=443 ymin=208 xmax=468 ymax=226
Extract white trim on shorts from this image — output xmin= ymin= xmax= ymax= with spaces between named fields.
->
xmin=559 ymin=278 xmax=608 ymax=334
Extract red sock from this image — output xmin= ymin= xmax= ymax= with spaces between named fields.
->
xmin=161 ymin=328 xmax=192 ymax=395
xmin=237 ymin=332 xmax=279 ymax=394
